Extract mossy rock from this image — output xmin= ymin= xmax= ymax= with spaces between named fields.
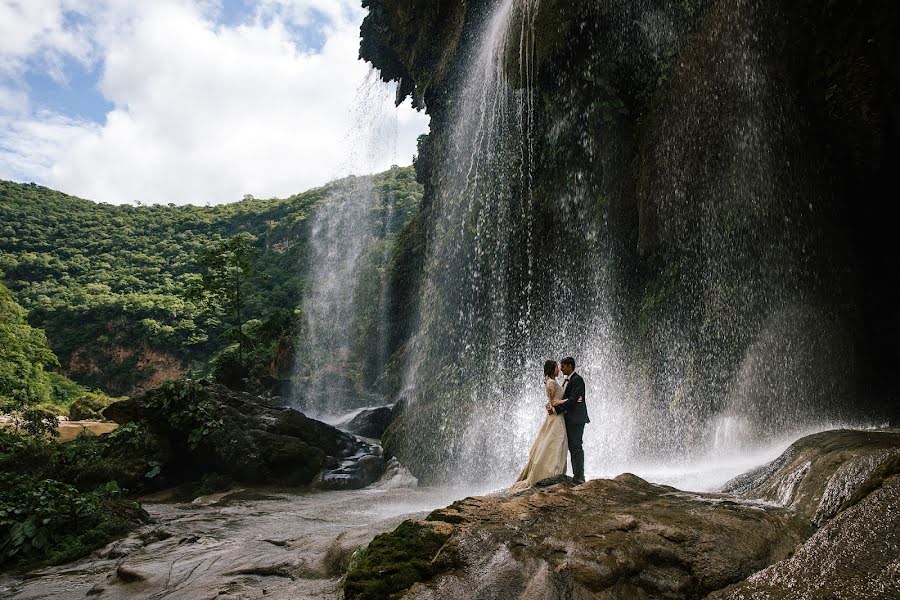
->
xmin=343 ymin=519 xmax=455 ymax=600
xmin=68 ymin=392 xmax=117 ymax=421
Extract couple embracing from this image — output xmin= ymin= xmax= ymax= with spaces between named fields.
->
xmin=510 ymin=356 xmax=590 ymax=491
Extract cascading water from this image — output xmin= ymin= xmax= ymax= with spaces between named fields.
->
xmin=293 ymin=72 xmax=424 ymax=417
xmin=388 ymin=0 xmax=867 ymax=489
xmin=297 ymin=174 xmax=379 ymax=415
xmin=397 ymin=0 xmax=628 ymax=483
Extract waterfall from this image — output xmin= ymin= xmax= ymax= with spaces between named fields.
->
xmin=298 ymin=175 xmax=379 ymax=414
xmin=293 ymin=72 xmax=421 ymax=416
xmin=397 ymin=0 xmax=614 ymax=482
xmin=389 ymin=0 xmax=865 ymax=487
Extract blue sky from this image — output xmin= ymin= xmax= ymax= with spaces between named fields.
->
xmin=0 ymin=0 xmax=429 ymax=205
xmin=22 ymin=59 xmax=112 ymax=123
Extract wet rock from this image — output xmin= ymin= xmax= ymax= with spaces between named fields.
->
xmin=115 ymin=564 xmax=148 ymax=583
xmin=103 ymin=379 xmax=385 ymax=488
xmin=710 ymin=472 xmax=900 ymax=599
xmin=0 ymin=485 xmax=435 ymax=599
xmin=346 ymin=406 xmax=394 ymax=439
xmin=346 ymin=475 xmax=808 ymax=599
xmin=316 ymin=446 xmax=387 ymax=491
xmin=345 ymin=429 xmax=900 ymax=600
xmin=722 ymin=429 xmax=900 ymax=523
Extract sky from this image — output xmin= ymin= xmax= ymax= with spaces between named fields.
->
xmin=0 ymin=0 xmax=430 ymax=205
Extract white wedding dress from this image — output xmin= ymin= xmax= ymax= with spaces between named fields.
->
xmin=509 ymin=376 xmax=568 ymax=491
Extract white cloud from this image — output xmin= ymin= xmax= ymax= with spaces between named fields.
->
xmin=0 ymin=0 xmax=94 ymax=79
xmin=0 ymin=85 xmax=28 ymax=113
xmin=255 ymin=0 xmax=363 ymax=28
xmin=0 ymin=0 xmax=429 ymax=204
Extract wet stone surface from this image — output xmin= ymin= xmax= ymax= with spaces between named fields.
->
xmin=0 ymin=483 xmax=483 ymax=600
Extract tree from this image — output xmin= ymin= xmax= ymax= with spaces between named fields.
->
xmin=184 ymin=233 xmax=262 ymax=372
xmin=0 ymin=279 xmax=60 ymax=436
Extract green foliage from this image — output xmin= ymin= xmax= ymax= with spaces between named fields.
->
xmin=0 ymin=419 xmax=168 ymax=494
xmin=0 ymin=168 xmax=423 ymax=396
xmin=0 ymin=472 xmax=148 ymax=570
xmin=0 ymin=280 xmax=58 ymax=411
xmin=144 ymin=380 xmax=232 ymax=455
xmin=185 ymin=232 xmax=261 ymax=375
xmin=343 ymin=520 xmax=453 ymax=600
xmin=0 ymin=279 xmax=109 ymax=418
xmin=0 ymin=417 xmax=168 ymax=571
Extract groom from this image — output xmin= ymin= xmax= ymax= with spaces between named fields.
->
xmin=549 ymin=356 xmax=590 ymax=484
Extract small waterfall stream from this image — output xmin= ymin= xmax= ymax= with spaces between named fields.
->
xmin=300 ymin=176 xmax=378 ymax=406
xmin=293 ymin=72 xmax=424 ymax=417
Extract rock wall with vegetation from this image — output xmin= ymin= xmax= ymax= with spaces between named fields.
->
xmin=361 ymin=0 xmax=900 ymax=477
xmin=0 ymin=378 xmax=385 ymax=572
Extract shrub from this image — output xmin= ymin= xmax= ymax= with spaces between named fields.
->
xmin=0 ymin=473 xmax=148 ymax=570
xmin=144 ymin=380 xmax=235 ymax=458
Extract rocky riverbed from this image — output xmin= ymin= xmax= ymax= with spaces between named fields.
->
xmin=2 ymin=428 xmax=896 ymax=599
xmin=0 ymin=475 xmax=490 ymax=599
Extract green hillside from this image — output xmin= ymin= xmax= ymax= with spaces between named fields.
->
xmin=0 ymin=167 xmax=422 ymax=397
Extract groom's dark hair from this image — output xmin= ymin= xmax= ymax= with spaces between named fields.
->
xmin=561 ymin=356 xmax=575 ymax=368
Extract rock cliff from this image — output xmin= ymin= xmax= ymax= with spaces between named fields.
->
xmin=361 ymin=0 xmax=900 ymax=481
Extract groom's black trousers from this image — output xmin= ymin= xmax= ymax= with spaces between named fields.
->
xmin=566 ymin=422 xmax=585 ymax=482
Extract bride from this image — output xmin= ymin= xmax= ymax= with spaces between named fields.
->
xmin=509 ymin=360 xmax=568 ymax=491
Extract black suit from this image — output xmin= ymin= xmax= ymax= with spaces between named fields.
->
xmin=554 ymin=371 xmax=589 ymax=482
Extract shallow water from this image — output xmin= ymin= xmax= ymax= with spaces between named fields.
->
xmin=0 ymin=481 xmax=492 ymax=600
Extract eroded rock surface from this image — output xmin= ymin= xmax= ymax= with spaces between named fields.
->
xmin=713 ymin=430 xmax=900 ymax=599
xmin=0 ymin=484 xmax=475 ymax=600
xmin=344 ymin=429 xmax=900 ymax=599
xmin=711 ymin=475 xmax=900 ymax=599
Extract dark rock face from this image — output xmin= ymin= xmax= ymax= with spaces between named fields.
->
xmin=103 ymin=380 xmax=385 ymax=489
xmin=344 ymin=429 xmax=900 ymax=599
xmin=361 ymin=0 xmax=900 ymax=481
xmin=346 ymin=406 xmax=395 ymax=439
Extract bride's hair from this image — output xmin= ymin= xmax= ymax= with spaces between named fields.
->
xmin=543 ymin=360 xmax=557 ymax=379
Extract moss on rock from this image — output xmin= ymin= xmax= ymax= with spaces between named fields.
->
xmin=343 ymin=519 xmax=455 ymax=600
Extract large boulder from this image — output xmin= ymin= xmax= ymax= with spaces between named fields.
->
xmin=343 ymin=428 xmax=900 ymax=599
xmin=68 ymin=392 xmax=115 ymax=421
xmin=710 ymin=467 xmax=900 ymax=599
xmin=346 ymin=406 xmax=395 ymax=439
xmin=102 ymin=379 xmax=385 ymax=489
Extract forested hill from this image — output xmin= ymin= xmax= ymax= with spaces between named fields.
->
xmin=0 ymin=167 xmax=422 ymax=398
